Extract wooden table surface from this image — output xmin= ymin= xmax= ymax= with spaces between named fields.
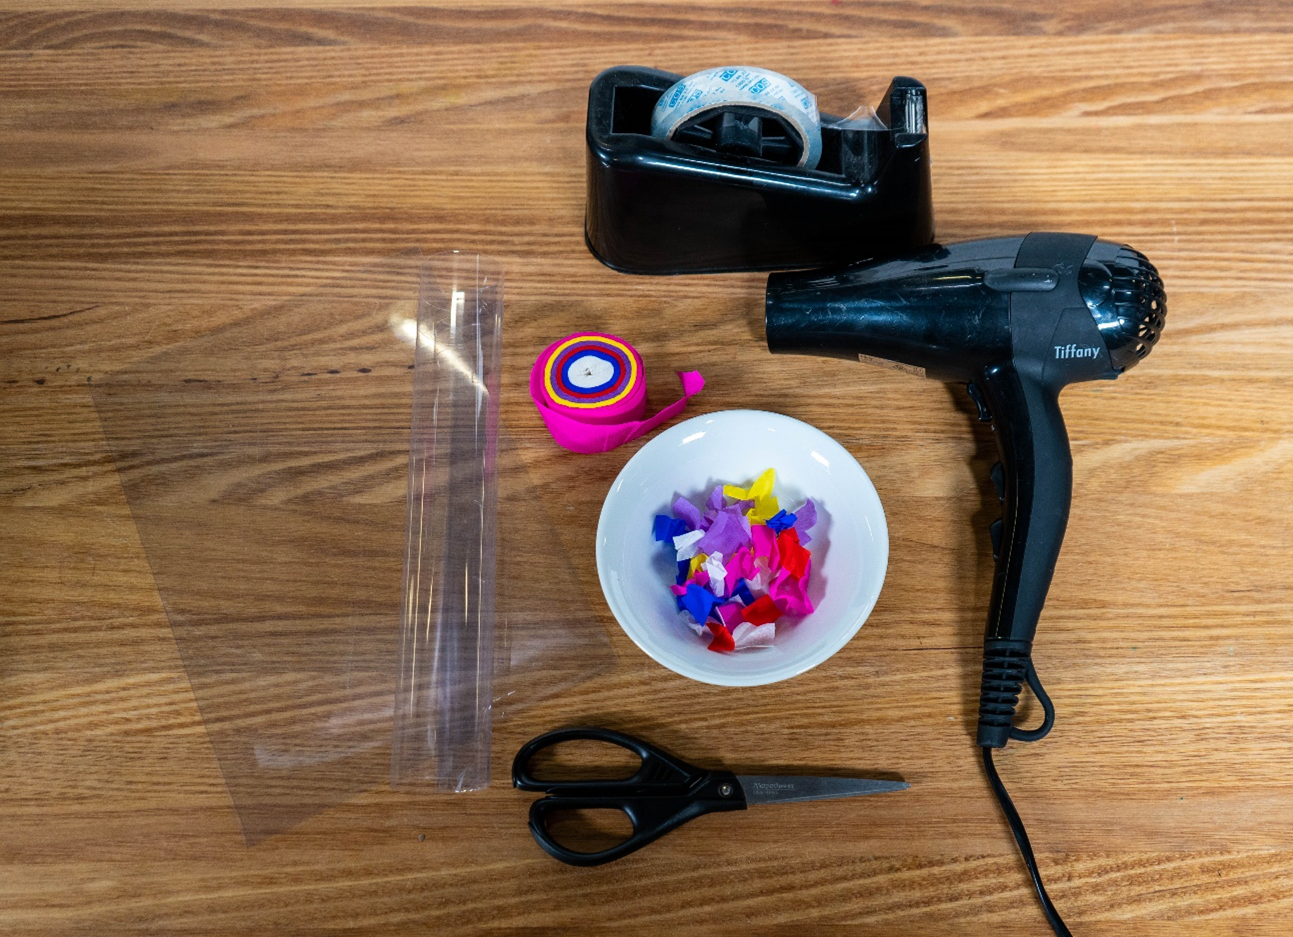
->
xmin=3 ymin=2 xmax=1292 ymax=934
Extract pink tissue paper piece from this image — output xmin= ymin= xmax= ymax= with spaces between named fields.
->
xmin=716 ymin=603 xmax=744 ymax=628
xmin=769 ymin=561 xmax=814 ymax=617
xmin=750 ymin=524 xmax=780 ymax=573
xmin=724 ymin=549 xmax=756 ymax=589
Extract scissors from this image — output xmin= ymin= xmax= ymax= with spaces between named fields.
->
xmin=513 ymin=726 xmax=910 ymax=866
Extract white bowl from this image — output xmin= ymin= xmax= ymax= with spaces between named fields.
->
xmin=596 ymin=410 xmax=888 ymax=687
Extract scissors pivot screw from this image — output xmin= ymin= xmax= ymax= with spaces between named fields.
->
xmin=718 ymin=783 xmax=733 ymax=797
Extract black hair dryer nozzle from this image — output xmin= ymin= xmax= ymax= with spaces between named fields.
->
xmin=766 ymin=233 xmax=1165 ymax=748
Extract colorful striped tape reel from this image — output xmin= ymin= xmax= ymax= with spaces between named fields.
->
xmin=531 ymin=332 xmax=704 ymax=454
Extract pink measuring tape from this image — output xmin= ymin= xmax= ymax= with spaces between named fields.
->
xmin=530 ymin=333 xmax=704 ymax=454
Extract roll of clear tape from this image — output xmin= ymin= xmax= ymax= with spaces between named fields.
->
xmin=650 ymin=66 xmax=823 ymax=170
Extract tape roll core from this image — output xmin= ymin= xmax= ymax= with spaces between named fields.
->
xmin=650 ymin=66 xmax=823 ymax=170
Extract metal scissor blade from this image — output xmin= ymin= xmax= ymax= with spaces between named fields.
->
xmin=736 ymin=775 xmax=909 ymax=806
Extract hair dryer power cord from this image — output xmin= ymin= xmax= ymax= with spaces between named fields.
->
xmin=981 ymin=660 xmax=1073 ymax=937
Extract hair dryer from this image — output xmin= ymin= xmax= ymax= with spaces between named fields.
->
xmin=766 ymin=233 xmax=1165 ymax=747
xmin=765 ymin=233 xmax=1164 ymax=933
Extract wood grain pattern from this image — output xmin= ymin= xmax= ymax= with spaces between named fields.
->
xmin=2 ymin=2 xmax=1293 ymax=933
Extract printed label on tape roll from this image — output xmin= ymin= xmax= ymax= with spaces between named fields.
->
xmin=650 ymin=66 xmax=823 ymax=170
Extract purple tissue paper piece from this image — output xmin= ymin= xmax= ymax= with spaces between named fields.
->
xmin=724 ymin=507 xmax=753 ymax=541
xmin=698 ymin=510 xmax=749 ymax=557
xmin=704 ymin=498 xmax=752 ymax=529
xmin=672 ymin=496 xmax=706 ymax=531
xmin=792 ymin=499 xmax=817 ymax=545
xmin=706 ymin=486 xmax=726 ymax=512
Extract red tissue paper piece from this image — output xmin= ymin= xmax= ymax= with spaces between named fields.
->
xmin=777 ymin=528 xmax=810 ymax=579
xmin=707 ymin=622 xmax=735 ymax=652
xmin=740 ymin=594 xmax=782 ymax=626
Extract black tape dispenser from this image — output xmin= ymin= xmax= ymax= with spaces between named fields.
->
xmin=584 ymin=66 xmax=934 ymax=274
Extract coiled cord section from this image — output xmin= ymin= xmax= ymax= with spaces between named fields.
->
xmin=976 ymin=640 xmax=1032 ymax=748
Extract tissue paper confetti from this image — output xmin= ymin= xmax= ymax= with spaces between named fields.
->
xmin=652 ymin=469 xmax=819 ymax=653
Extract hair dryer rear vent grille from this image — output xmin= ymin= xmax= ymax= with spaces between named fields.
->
xmin=1113 ymin=247 xmax=1166 ymax=364
xmin=1085 ymin=245 xmax=1166 ymax=372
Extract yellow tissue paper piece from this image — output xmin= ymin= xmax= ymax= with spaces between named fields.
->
xmin=726 ymin=468 xmax=778 ymax=523
xmin=688 ymin=553 xmax=708 ymax=577
xmin=724 ymin=468 xmax=774 ymax=502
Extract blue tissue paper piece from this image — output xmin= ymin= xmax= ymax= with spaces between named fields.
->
xmin=765 ymin=509 xmax=797 ymax=533
xmin=654 ymin=514 xmax=688 ymax=543
xmin=676 ymin=560 xmax=690 ymax=586
xmin=733 ymin=579 xmax=755 ymax=606
xmin=680 ymin=583 xmax=718 ymax=624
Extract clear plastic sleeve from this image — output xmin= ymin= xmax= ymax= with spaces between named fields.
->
xmin=91 ymin=250 xmax=612 ymax=840
xmin=391 ymin=253 xmax=503 ymax=792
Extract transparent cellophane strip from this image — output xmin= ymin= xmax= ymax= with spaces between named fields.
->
xmin=90 ymin=250 xmax=612 ymax=843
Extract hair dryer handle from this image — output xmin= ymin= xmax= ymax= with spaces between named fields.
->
xmin=974 ymin=362 xmax=1072 ymax=748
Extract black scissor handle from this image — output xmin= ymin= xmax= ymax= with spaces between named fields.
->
xmin=513 ymin=726 xmax=706 ymax=794
xmin=527 ymin=793 xmax=730 ymax=867
xmin=513 ymin=727 xmax=747 ymax=866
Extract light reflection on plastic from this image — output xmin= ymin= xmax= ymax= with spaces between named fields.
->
xmin=389 ymin=308 xmax=487 ymax=394
xmin=811 ymin=450 xmax=830 ymax=467
xmin=682 ymin=432 xmax=705 ymax=444
xmin=450 ymin=289 xmax=464 ymax=333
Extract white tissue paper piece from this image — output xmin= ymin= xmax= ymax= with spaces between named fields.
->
xmin=680 ymin=610 xmax=708 ymax=638
xmin=731 ymin=622 xmax=777 ymax=649
xmin=673 ymin=529 xmax=705 ymax=561
xmin=702 ymin=551 xmax=726 ymax=598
